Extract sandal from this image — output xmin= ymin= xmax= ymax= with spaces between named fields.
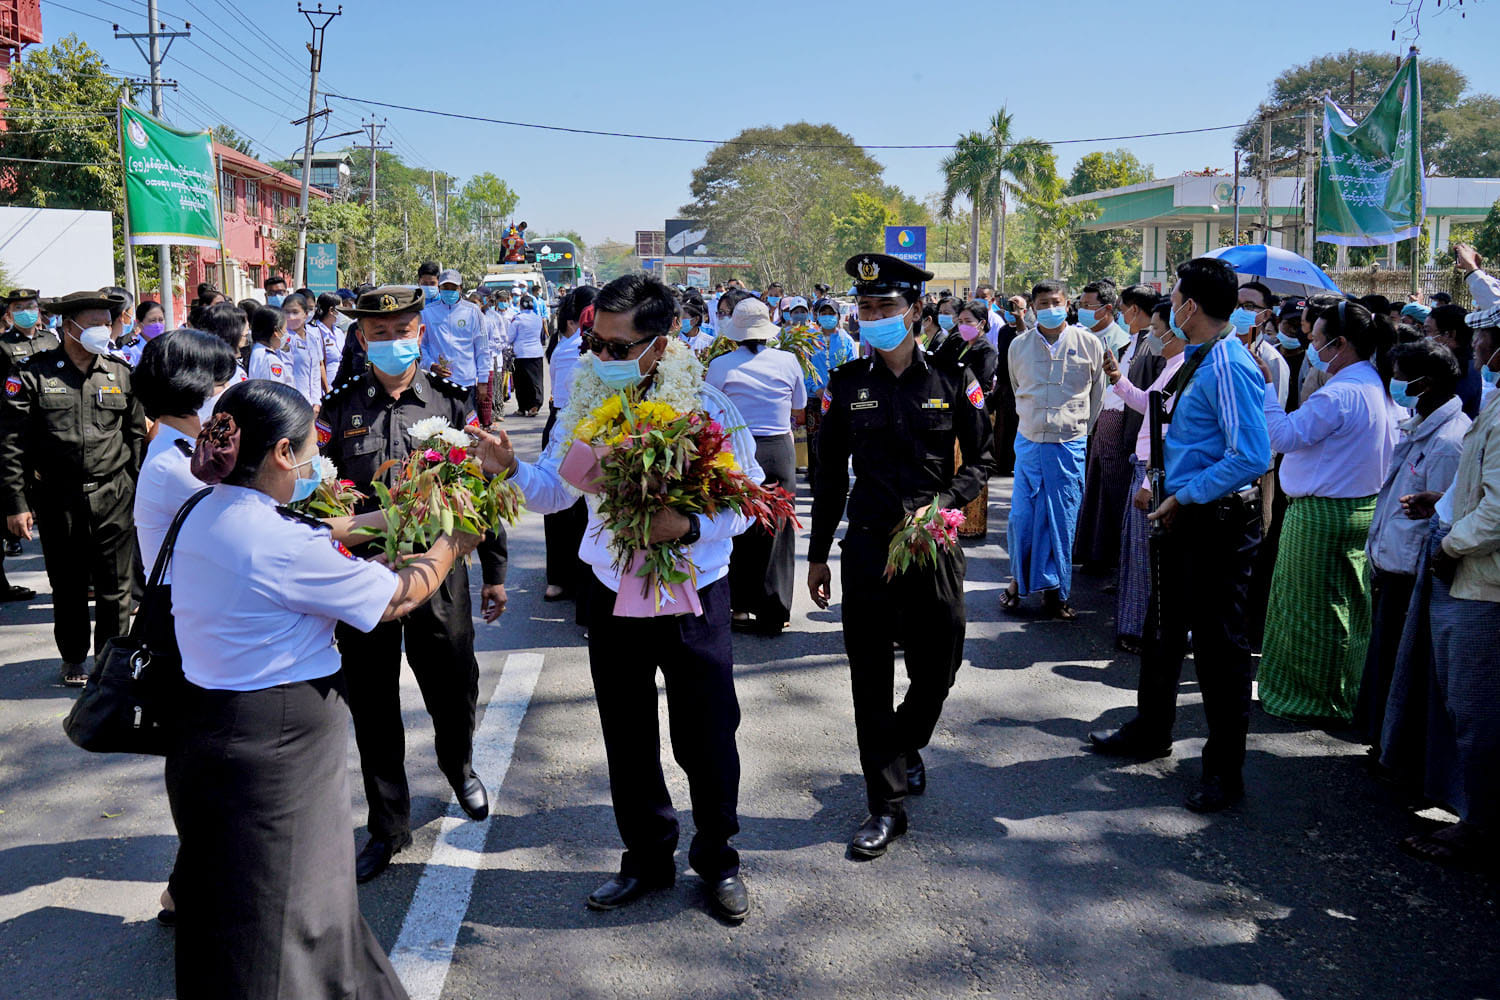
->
xmin=0 ymin=584 xmax=35 ymax=602
xmin=1043 ymin=593 xmax=1077 ymax=621
xmin=60 ymin=662 xmax=88 ymax=688
xmin=998 ymin=583 xmax=1022 ymax=612
xmin=1399 ymin=827 xmax=1491 ymax=870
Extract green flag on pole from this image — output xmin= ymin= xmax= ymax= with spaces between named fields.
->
xmin=119 ymin=104 xmax=221 ymax=248
xmin=1316 ymin=51 xmax=1424 ymax=247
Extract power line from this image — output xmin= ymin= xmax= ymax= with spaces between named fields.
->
xmin=326 ymin=95 xmax=1310 ymax=150
xmin=49 ymin=1 xmax=115 ymax=24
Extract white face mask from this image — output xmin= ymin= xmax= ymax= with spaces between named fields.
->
xmin=69 ymin=321 xmax=113 ymax=355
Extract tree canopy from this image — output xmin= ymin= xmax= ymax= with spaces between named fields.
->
xmin=1067 ymin=149 xmax=1155 ymax=286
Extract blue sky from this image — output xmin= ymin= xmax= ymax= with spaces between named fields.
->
xmin=40 ymin=0 xmax=1500 ymax=245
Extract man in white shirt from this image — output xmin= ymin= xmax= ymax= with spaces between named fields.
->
xmin=1234 ymin=282 xmax=1291 ymax=409
xmin=419 ymin=268 xmax=491 ymax=413
xmin=1002 ymin=280 xmax=1107 ymax=619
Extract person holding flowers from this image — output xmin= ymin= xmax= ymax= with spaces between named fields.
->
xmin=316 ymin=285 xmax=511 ymax=884
xmin=707 ymin=297 xmax=806 ymax=634
xmin=808 ymin=254 xmax=994 ymax=860
xmin=478 ymin=273 xmax=766 ymax=923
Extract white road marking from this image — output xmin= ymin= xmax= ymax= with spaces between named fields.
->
xmin=389 ymin=651 xmax=545 ymax=1000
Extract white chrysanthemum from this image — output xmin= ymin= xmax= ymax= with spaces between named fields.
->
xmin=555 ymin=337 xmax=705 ymax=454
xmin=407 ymin=416 xmax=452 ymax=443
xmin=320 ymin=457 xmax=340 ymax=482
xmin=436 ymin=426 xmax=471 ymax=448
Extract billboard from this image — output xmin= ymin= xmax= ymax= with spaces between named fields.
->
xmin=884 ymin=225 xmax=926 ymax=265
xmin=635 ymin=230 xmax=664 ymax=257
xmin=665 ymin=219 xmax=712 ymax=257
xmin=306 ymin=242 xmax=338 ymax=294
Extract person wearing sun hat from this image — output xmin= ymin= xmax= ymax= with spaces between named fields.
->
xmin=0 ymin=290 xmax=144 ymax=685
xmin=319 ymin=284 xmax=510 ymax=883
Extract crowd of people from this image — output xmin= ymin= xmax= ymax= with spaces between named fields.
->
xmin=0 ymin=235 xmax=1496 ymax=998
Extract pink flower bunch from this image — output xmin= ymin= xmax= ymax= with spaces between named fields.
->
xmin=884 ymin=502 xmax=965 ymax=580
xmin=924 ymin=508 xmax=964 ymax=546
xmin=423 ymin=448 xmax=444 ymax=464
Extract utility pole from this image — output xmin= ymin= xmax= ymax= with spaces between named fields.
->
xmin=361 ymin=117 xmax=389 ymax=285
xmin=115 ymin=3 xmax=189 ymax=325
xmin=292 ymin=4 xmax=341 ymax=290
xmin=431 ymin=171 xmax=438 ymax=233
xmin=1232 ymin=149 xmax=1241 ymax=240
xmin=1259 ymin=117 xmax=1271 ymax=244
xmin=442 ymin=176 xmax=449 ymax=243
xmin=1303 ymin=100 xmax=1318 ymax=257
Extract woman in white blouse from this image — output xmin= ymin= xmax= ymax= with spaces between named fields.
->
xmin=707 ymin=297 xmax=807 ymax=632
xmin=1256 ymin=298 xmax=1401 ymax=723
xmin=166 ymin=379 xmax=478 ymax=999
xmin=510 ymin=295 xmax=547 ymax=417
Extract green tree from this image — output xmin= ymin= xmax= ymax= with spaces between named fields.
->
xmin=1066 ymin=149 xmax=1155 ymax=285
xmin=1430 ymin=95 xmax=1500 ymax=177
xmin=939 ymin=132 xmax=996 ymax=297
xmin=1473 ymin=197 xmax=1500 ymax=263
xmin=681 ymin=122 xmax=904 ymax=289
xmin=592 ymin=240 xmax=639 ymax=283
xmin=980 ymin=108 xmax=1058 ymax=291
xmin=211 ymin=125 xmax=255 ymax=157
xmin=1235 ymin=49 xmax=1467 ymax=172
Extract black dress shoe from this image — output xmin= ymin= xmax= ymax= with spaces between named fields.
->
xmin=1087 ymin=728 xmax=1171 ymax=760
xmin=454 ymin=775 xmax=489 ymax=821
xmin=849 ymin=813 xmax=907 ymax=859
xmin=5 ymin=539 xmax=21 ymax=556
xmin=906 ymin=752 xmax=926 ymax=796
xmin=586 ymin=872 xmax=674 ymax=911
xmin=1186 ymin=776 xmax=1244 ymax=814
xmin=356 ymin=832 xmax=412 ymax=883
xmin=706 ymin=876 xmax=749 ymax=922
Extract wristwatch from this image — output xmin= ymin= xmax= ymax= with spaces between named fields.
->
xmin=680 ymin=514 xmax=701 ymax=546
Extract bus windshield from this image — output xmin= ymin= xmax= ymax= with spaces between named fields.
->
xmin=531 ymin=238 xmax=582 ymax=287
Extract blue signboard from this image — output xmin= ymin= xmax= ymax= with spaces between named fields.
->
xmin=306 ymin=242 xmax=338 ymax=294
xmin=884 ymin=225 xmax=927 ymax=265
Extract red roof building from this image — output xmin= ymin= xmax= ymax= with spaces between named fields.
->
xmin=185 ymin=142 xmax=329 ymax=307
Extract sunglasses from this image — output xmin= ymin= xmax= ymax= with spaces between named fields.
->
xmin=582 ymin=329 xmax=657 ymax=360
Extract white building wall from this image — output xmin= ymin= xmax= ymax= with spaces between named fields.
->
xmin=0 ymin=208 xmax=115 ymax=293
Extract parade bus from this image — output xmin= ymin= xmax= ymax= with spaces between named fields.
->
xmin=531 ymin=237 xmax=584 ymax=288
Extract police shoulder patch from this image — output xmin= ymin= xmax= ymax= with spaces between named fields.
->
xmin=332 ymin=538 xmax=356 ymax=559
xmin=966 ymin=377 xmax=985 ymax=410
xmin=315 ymin=419 xmax=333 ymax=447
xmin=4 ymin=374 xmax=21 ymax=398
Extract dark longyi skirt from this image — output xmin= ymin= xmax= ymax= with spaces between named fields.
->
xmin=729 ymin=432 xmax=797 ymax=626
xmin=166 ymin=674 xmax=408 ymax=1000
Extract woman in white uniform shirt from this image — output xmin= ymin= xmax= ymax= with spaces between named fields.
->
xmin=166 ymin=380 xmax=479 ymax=999
xmin=247 ymin=304 xmax=295 ymax=387
xmin=510 ymin=294 xmax=547 ymax=417
xmin=707 ymin=297 xmax=807 ymax=632
xmin=540 ymin=286 xmax=596 ymax=611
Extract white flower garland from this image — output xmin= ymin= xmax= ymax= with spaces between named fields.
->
xmin=556 ymin=337 xmax=706 ymax=443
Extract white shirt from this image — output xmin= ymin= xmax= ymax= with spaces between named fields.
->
xmin=284 ymin=326 xmax=324 ymax=404
xmin=1264 ymin=360 xmax=1401 ymax=498
xmin=511 ymin=384 xmax=763 ymax=593
xmin=1102 ymin=329 xmax=1148 ymax=413
xmin=1245 ymin=334 xmax=1290 ymax=411
xmin=509 ymin=311 xmax=546 ymax=359
xmin=172 ymin=485 xmax=397 ymax=691
xmin=550 ymin=331 xmax=584 ymax=411
xmin=248 ymin=343 xmax=294 ymax=386
xmin=133 ymin=423 xmax=206 ymax=575
xmin=314 ymin=319 xmax=345 ymax=384
xmin=706 ymin=345 xmax=808 ymax=437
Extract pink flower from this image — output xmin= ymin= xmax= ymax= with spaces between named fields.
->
xmin=447 ymin=446 xmax=467 ymax=464
xmin=941 ymin=508 xmax=965 ymax=529
xmin=423 ymin=448 xmax=443 ymax=463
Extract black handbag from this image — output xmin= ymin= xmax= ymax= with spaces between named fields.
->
xmin=63 ymin=486 xmax=213 ymax=756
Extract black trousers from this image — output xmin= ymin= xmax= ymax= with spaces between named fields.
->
xmin=840 ymin=526 xmax=966 ymax=815
xmin=586 ymin=573 xmax=741 ymax=883
xmin=541 ymin=405 xmax=590 ymax=620
xmin=1132 ymin=498 xmax=1260 ymax=783
xmin=728 ymin=433 xmax=796 ymax=625
xmin=336 ymin=565 xmax=478 ymax=840
xmin=514 ymin=357 xmax=544 ymax=413
xmin=33 ymin=477 xmax=134 ymax=663
xmin=1355 ymin=568 xmax=1417 ymax=747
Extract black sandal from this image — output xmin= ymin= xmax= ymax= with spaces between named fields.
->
xmin=998 ymin=584 xmax=1022 ymax=612
xmin=0 ymin=584 xmax=34 ymax=602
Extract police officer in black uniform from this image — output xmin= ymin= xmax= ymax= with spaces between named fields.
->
xmin=0 ymin=291 xmax=145 ymax=685
xmin=0 ymin=288 xmax=59 ymax=580
xmin=808 ymin=254 xmax=994 ymax=859
xmin=317 ymin=285 xmax=510 ymax=882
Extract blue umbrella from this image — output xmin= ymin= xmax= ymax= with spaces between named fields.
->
xmin=1204 ymin=244 xmax=1343 ymax=297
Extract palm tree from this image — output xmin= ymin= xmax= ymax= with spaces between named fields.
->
xmin=981 ymin=108 xmax=1057 ymax=294
xmin=939 ymin=131 xmax=996 ymax=297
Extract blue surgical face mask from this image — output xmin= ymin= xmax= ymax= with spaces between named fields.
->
xmin=1002 ymin=310 xmax=1016 ymax=325
xmin=789 ymin=311 xmax=809 ymax=326
xmin=366 ymin=337 xmax=422 ymax=375
xmin=439 ymin=289 xmax=461 ymax=306
xmin=121 ymin=320 xmax=135 ymax=338
xmin=1076 ymin=307 xmax=1098 ymax=328
xmin=266 ymin=294 xmax=285 ymax=308
xmin=679 ymin=317 xmax=694 ymax=335
xmin=937 ymin=314 xmax=956 ymax=331
xmin=1388 ymin=378 xmax=1422 ymax=408
xmin=1276 ymin=332 xmax=1302 ymax=351
xmin=289 ymin=454 xmax=326 ymax=503
xmin=1168 ymin=305 xmax=1189 ymax=341
xmin=11 ymin=309 xmax=38 ymax=329
xmin=421 ymin=285 xmax=439 ymax=303
xmin=1035 ymin=305 xmax=1068 ymax=330
xmin=766 ymin=295 xmax=781 ymax=307
xmin=1306 ymin=339 xmax=1335 ymax=372
xmin=1229 ymin=307 xmax=1257 ymax=334
xmin=859 ymin=309 xmax=911 ymax=352
xmin=592 ymin=352 xmax=648 ymax=390
xmin=817 ymin=314 xmax=838 ymax=331
xmin=1482 ymin=365 xmax=1499 ymax=388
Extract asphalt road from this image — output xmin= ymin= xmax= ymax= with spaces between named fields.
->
xmin=0 ymin=406 xmax=1496 ymax=1000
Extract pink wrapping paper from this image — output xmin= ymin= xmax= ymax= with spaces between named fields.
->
xmin=613 ymin=551 xmax=703 ymax=618
xmin=559 ymin=440 xmax=609 ymax=494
